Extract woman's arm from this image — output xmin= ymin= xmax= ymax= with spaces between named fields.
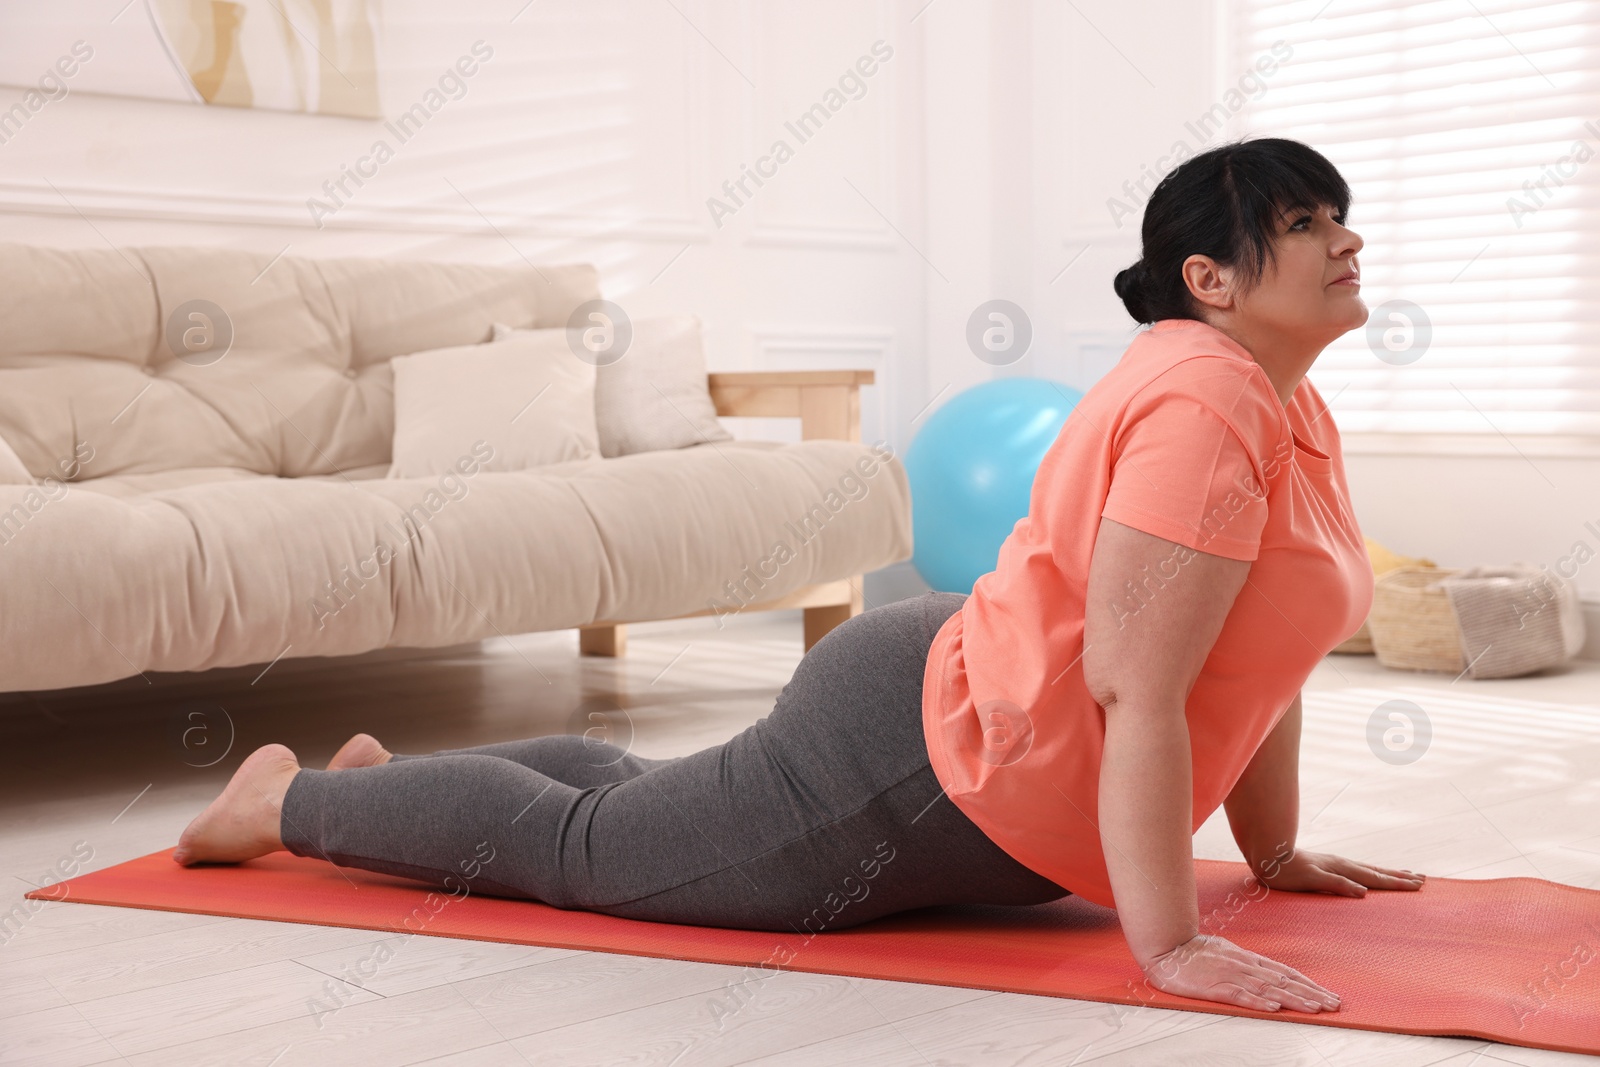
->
xmin=1082 ymin=517 xmax=1338 ymax=1013
xmin=1223 ymin=692 xmax=1302 ymax=879
xmin=1083 ymin=517 xmax=1238 ymax=962
xmin=1226 ymin=692 xmax=1428 ymax=897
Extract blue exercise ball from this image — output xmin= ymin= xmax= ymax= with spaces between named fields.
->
xmin=905 ymin=377 xmax=1083 ymax=594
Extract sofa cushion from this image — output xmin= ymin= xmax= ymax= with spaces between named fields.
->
xmin=0 ymin=244 xmax=598 ymax=480
xmin=390 ymin=331 xmax=600 ymax=477
xmin=0 ymin=439 xmax=912 ymax=692
xmin=494 ymin=315 xmax=734 ymax=458
xmin=0 ymin=432 xmax=30 ymax=485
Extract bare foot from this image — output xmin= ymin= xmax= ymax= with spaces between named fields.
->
xmin=327 ymin=733 xmax=392 ymax=770
xmin=174 ymin=743 xmax=299 ymax=866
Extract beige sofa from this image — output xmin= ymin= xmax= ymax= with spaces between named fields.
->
xmin=0 ymin=244 xmax=912 ymax=693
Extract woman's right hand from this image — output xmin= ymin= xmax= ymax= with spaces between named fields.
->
xmin=1139 ymin=934 xmax=1341 ymax=1013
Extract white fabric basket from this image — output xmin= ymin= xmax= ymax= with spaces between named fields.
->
xmin=1435 ymin=564 xmax=1586 ymax=679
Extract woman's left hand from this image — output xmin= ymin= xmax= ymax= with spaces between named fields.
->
xmin=1256 ymin=849 xmax=1425 ymax=896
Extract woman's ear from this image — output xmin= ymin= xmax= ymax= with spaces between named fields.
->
xmin=1183 ymin=254 xmax=1234 ymax=311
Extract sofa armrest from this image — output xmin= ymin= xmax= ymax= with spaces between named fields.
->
xmin=707 ymin=370 xmax=874 ymax=442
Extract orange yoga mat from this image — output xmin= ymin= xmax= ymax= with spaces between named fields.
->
xmin=30 ymin=849 xmax=1600 ymax=1056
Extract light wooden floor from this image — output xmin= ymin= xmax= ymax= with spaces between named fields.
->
xmin=3 ymin=605 xmax=1598 ymax=1066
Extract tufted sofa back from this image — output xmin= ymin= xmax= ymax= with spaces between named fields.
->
xmin=0 ymin=244 xmax=598 ymax=480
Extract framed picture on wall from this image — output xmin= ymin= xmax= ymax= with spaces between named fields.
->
xmin=0 ymin=0 xmax=383 ymax=118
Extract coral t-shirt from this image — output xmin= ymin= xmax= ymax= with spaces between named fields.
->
xmin=921 ymin=317 xmax=1373 ymax=909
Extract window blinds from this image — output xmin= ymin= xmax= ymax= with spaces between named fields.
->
xmin=1227 ymin=0 xmax=1600 ymax=439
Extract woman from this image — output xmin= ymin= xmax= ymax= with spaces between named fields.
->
xmin=178 ymin=136 xmax=1423 ymax=1015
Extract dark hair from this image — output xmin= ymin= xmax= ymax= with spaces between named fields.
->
xmin=1113 ymin=137 xmax=1351 ymax=325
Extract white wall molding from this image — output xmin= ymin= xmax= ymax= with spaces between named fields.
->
xmin=745 ymin=222 xmax=898 ymax=251
xmin=1062 ymin=226 xmax=1140 ymax=247
xmin=746 ymin=325 xmax=894 ymax=445
xmin=0 ymin=179 xmax=712 ymax=243
xmin=661 ymin=0 xmax=718 ymax=237
xmin=740 ymin=0 xmax=898 ymax=251
xmin=748 ymin=326 xmax=894 ymax=363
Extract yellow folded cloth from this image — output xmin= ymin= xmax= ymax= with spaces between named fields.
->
xmin=1365 ymin=536 xmax=1436 ymax=576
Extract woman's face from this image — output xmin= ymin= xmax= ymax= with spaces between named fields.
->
xmin=1230 ymin=202 xmax=1366 ymax=343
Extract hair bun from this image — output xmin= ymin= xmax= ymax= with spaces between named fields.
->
xmin=1113 ymin=260 xmax=1154 ymax=324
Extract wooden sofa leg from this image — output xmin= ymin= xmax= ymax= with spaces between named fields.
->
xmin=803 ymin=579 xmax=865 ymax=652
xmin=579 ymin=623 xmax=627 ymax=657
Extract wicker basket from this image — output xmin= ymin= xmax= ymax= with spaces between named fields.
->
xmin=1367 ymin=565 xmax=1465 ymax=672
xmin=1329 ymin=540 xmax=1438 ymax=655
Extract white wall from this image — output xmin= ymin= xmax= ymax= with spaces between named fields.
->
xmin=3 ymin=0 xmax=1597 ymax=627
xmin=916 ymin=0 xmax=1600 ymax=628
xmin=0 ymin=0 xmax=921 ymax=453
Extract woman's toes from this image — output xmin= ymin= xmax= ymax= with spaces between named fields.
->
xmin=175 ymin=744 xmax=300 ymax=866
xmin=327 ymin=733 xmax=392 ymax=770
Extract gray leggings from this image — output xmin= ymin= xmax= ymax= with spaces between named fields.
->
xmin=280 ymin=591 xmax=1068 ymax=931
